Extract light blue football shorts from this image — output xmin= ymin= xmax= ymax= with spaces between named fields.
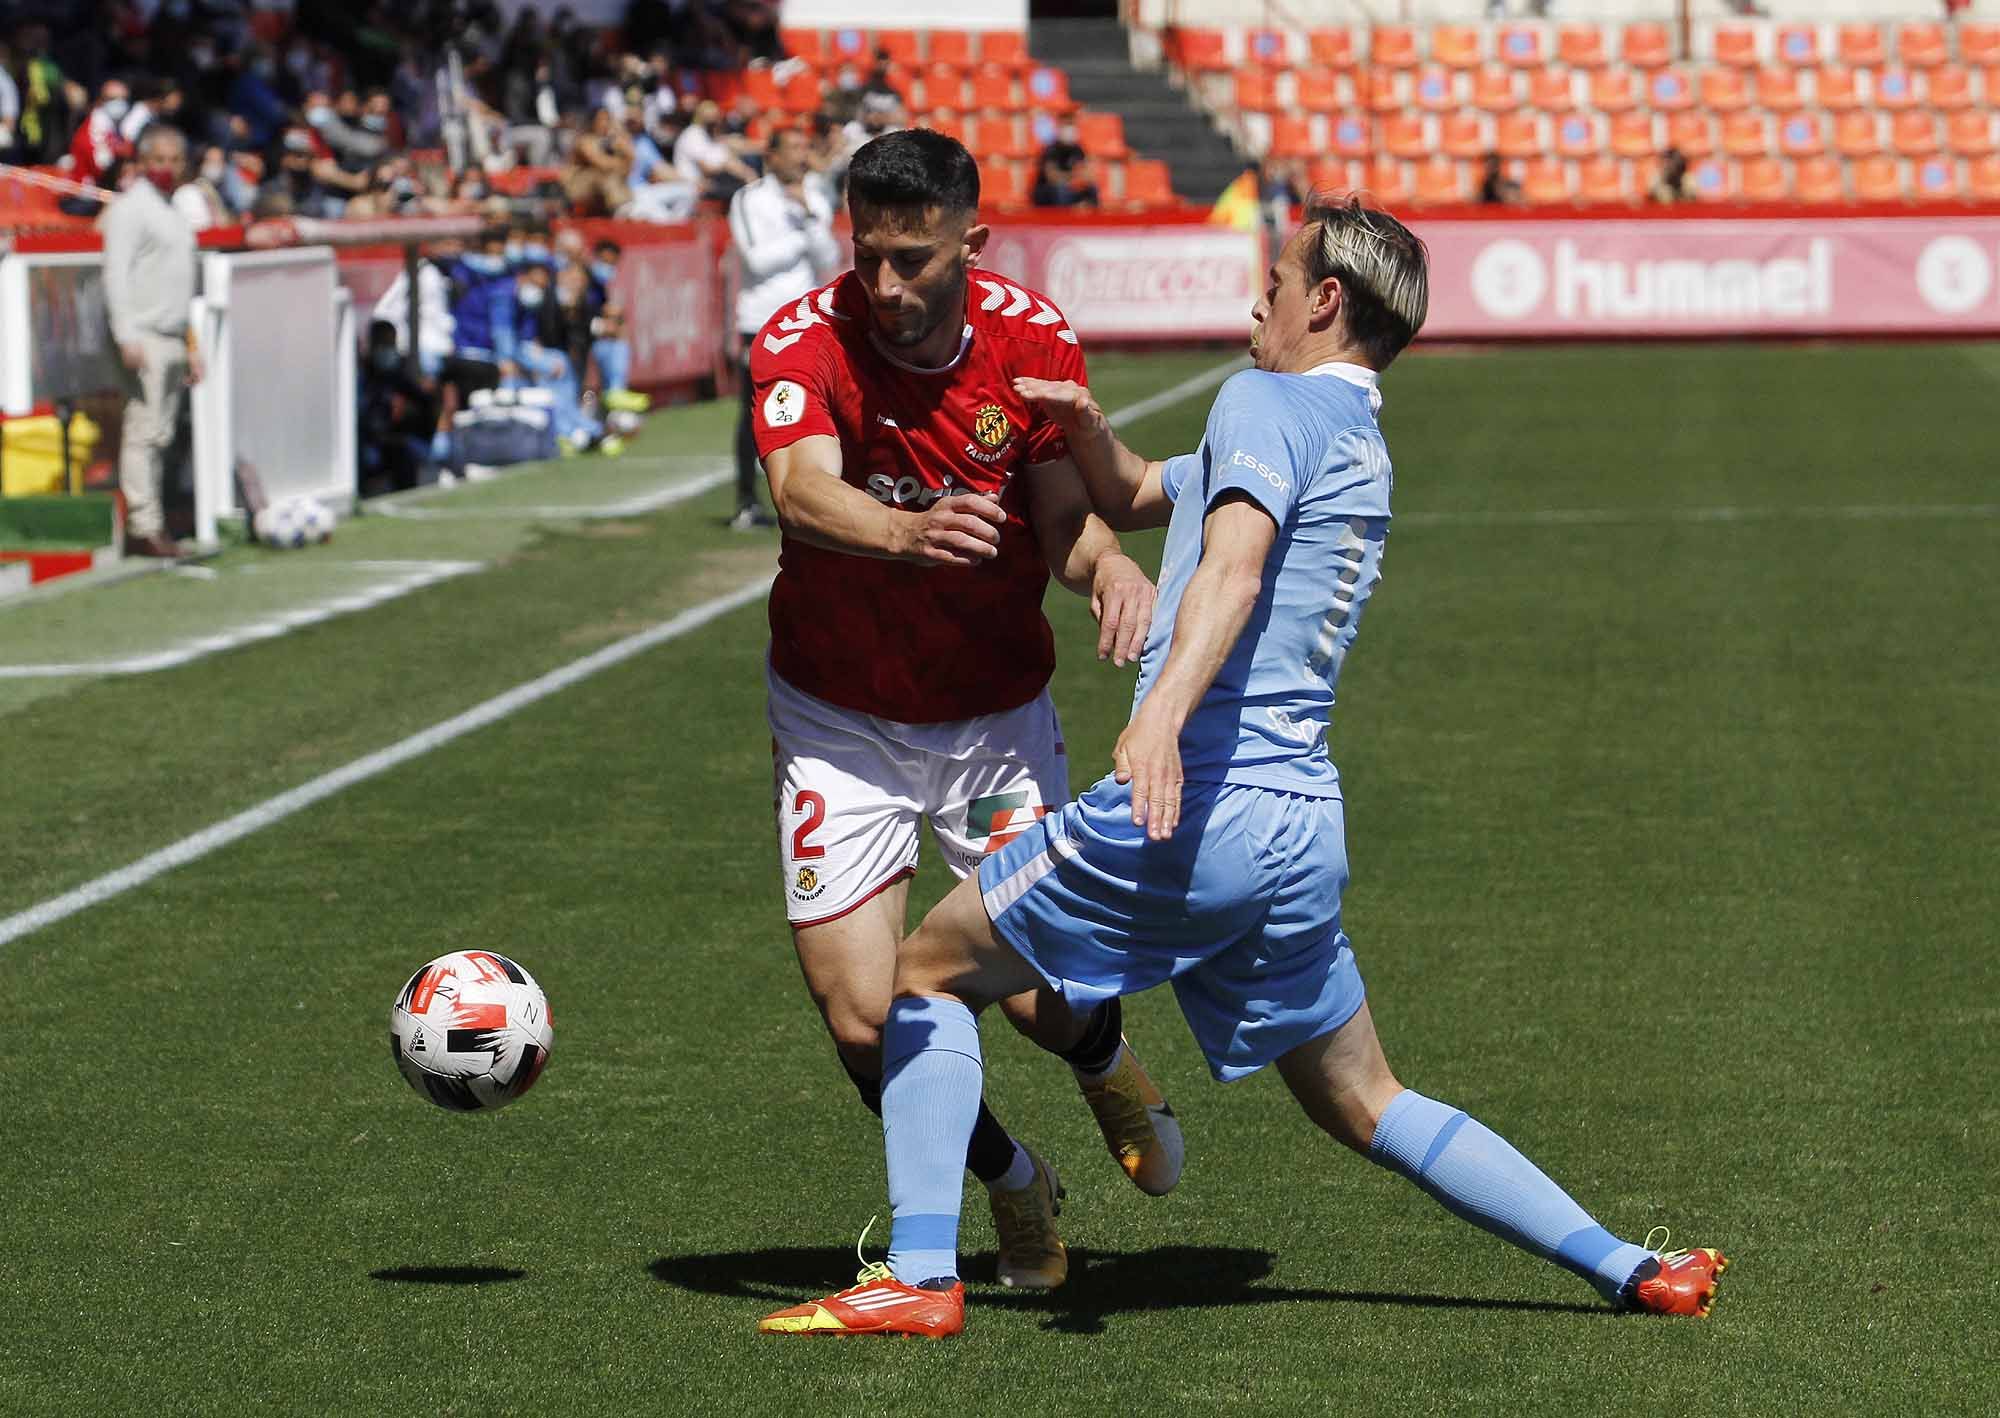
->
xmin=976 ymin=775 xmax=1367 ymax=1082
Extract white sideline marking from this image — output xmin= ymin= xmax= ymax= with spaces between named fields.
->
xmin=0 ymin=575 xmax=775 ymax=950
xmin=0 ymin=363 xmax=1244 ymax=951
xmin=1106 ymin=355 xmax=1251 ymax=428
xmin=0 ymin=561 xmax=483 ymax=679
xmin=1399 ymin=503 xmax=2000 ymax=529
xmin=372 ymin=469 xmax=732 ymax=521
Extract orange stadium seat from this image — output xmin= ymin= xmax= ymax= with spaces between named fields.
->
xmin=1433 ymin=25 xmax=1482 ymax=69
xmin=1836 ymin=111 xmax=1882 ymax=158
xmin=1267 ymin=114 xmax=1316 ymax=159
xmin=1897 ymin=23 xmax=1949 ymax=70
xmin=828 ymin=27 xmax=870 ymax=62
xmin=1371 ymin=26 xmax=1419 ymax=70
xmin=1124 ymin=158 xmax=1174 ymax=205
xmin=1310 ymin=28 xmax=1355 ymax=69
xmin=1967 ymin=155 xmax=2000 ymax=200
xmin=1811 ymin=66 xmax=1859 ymax=111
xmin=1413 ymin=66 xmax=1456 ymax=112
xmin=1590 ymin=69 xmax=1637 ymax=112
xmin=1497 ymin=27 xmax=1544 ymax=68
xmin=1712 ymin=26 xmax=1759 ymax=69
xmin=926 ymin=114 xmax=965 ymax=144
xmin=1775 ymin=25 xmax=1819 ymax=67
xmin=1295 ymin=68 xmax=1345 ymax=113
xmin=780 ymin=28 xmax=823 ymax=63
xmin=970 ymin=115 xmax=1029 ymax=160
xmin=1892 ymin=112 xmax=1940 ymax=158
xmin=1836 ymin=24 xmax=1885 ymax=70
xmin=1530 ymin=68 xmax=1576 ymax=112
xmin=1412 ymin=156 xmax=1463 ymax=204
xmin=1025 ymin=67 xmax=1075 ymax=112
xmin=1363 ymin=66 xmax=1405 ymax=113
xmin=1700 ymin=67 xmax=1749 ymax=111
xmin=1948 ymin=110 xmax=1996 ymax=158
xmin=979 ymin=31 xmax=1030 ymax=72
xmin=1330 ymin=114 xmax=1373 ymax=160
xmin=1721 ymin=113 xmax=1768 ymax=159
xmin=741 ymin=66 xmax=781 ymax=107
xmin=1796 ymin=156 xmax=1846 ymax=203
xmin=1913 ymin=157 xmax=1959 ymax=200
xmin=1308 ymin=157 xmax=1354 ymax=193
xmin=1960 ymin=24 xmax=2000 ymax=67
xmin=1558 ymin=25 xmax=1607 ymax=69
xmin=1852 ymin=156 xmax=1904 ymax=201
xmin=1874 ymin=68 xmax=1921 ymax=111
xmin=1754 ymin=64 xmax=1802 ymax=110
xmin=1578 ymin=158 xmax=1630 ymax=203
xmin=1496 ymin=112 xmax=1542 ymax=159
xmin=1076 ymin=111 xmax=1129 ymax=158
xmin=928 ymin=31 xmax=973 ymax=70
xmin=1688 ymin=158 xmax=1731 ymax=200
xmin=1738 ymin=158 xmax=1789 ymax=202
xmin=1649 ymin=68 xmax=1694 ymax=110
xmin=971 ymin=64 xmax=1015 ymax=110
xmin=1554 ymin=113 xmax=1602 ymax=159
xmin=1778 ymin=112 xmax=1826 ymax=159
xmin=1622 ymin=23 xmax=1671 ymax=68
xmin=1473 ymin=66 xmax=1519 ymax=111
xmin=1235 ymin=69 xmax=1276 ymax=111
xmin=778 ymin=69 xmax=820 ymax=114
xmin=1522 ymin=159 xmax=1571 ymax=204
xmin=923 ymin=67 xmax=971 ymax=113
xmin=979 ymin=161 xmax=1026 ymax=207
xmin=875 ymin=30 xmax=921 ymax=66
xmin=1610 ymin=111 xmax=1656 ymax=158
xmin=1360 ymin=158 xmax=1409 ymax=206
xmin=1928 ymin=66 xmax=1974 ymax=110
xmin=1384 ymin=114 xmax=1429 ymax=159
xmin=1441 ymin=114 xmax=1486 ymax=159
xmin=1667 ymin=112 xmax=1715 ymax=159
xmin=1246 ymin=28 xmax=1289 ymax=66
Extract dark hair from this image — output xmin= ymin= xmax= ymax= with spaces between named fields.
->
xmin=845 ymin=128 xmax=979 ymax=216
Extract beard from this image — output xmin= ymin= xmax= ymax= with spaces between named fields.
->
xmin=875 ymin=265 xmax=964 ymax=348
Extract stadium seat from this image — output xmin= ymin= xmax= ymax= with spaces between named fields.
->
xmin=1361 ymin=158 xmax=1410 ymax=206
xmin=1873 ymin=68 xmax=1920 ymax=111
xmin=1688 ymin=158 xmax=1731 ymax=201
xmin=1363 ymin=67 xmax=1405 ymax=113
xmin=742 ymin=66 xmax=781 ymax=108
xmin=1648 ymin=69 xmax=1694 ymax=111
xmin=779 ymin=69 xmax=821 ymax=114
xmin=1309 ymin=28 xmax=1355 ymax=69
xmin=875 ymin=30 xmax=921 ymax=66
xmin=1521 ymin=159 xmax=1571 ymax=204
xmin=1295 ymin=68 xmax=1345 ymax=113
xmin=1622 ymin=23 xmax=1671 ymax=69
xmin=1266 ymin=114 xmax=1315 ymax=159
xmin=1610 ymin=111 xmax=1656 ymax=158
xmin=924 ymin=67 xmax=971 ymax=113
xmin=928 ymin=31 xmax=974 ymax=70
xmin=1778 ymin=113 xmax=1826 ymax=159
xmin=979 ymin=30 xmax=1030 ymax=72
xmin=1700 ymin=67 xmax=1749 ymax=112
xmin=781 ymin=28 xmax=823 ymax=63
xmin=1775 ymin=25 xmax=1819 ymax=68
xmin=1721 ymin=113 xmax=1768 ymax=159
xmin=1234 ymin=69 xmax=1277 ymax=112
xmin=1411 ymin=156 xmax=1464 ymax=204
xmin=1960 ymin=24 xmax=2000 ymax=68
xmin=1590 ymin=69 xmax=1638 ymax=112
xmin=1497 ymin=27 xmax=1544 ymax=68
xmin=1712 ymin=26 xmax=1759 ymax=69
xmin=1948 ymin=110 xmax=1996 ymax=158
xmin=1308 ymin=157 xmax=1354 ymax=193
xmin=1246 ymin=28 xmax=1289 ymax=66
xmin=1530 ymin=68 xmax=1576 ymax=113
xmin=1413 ymin=66 xmax=1456 ymax=112
xmin=1025 ymin=67 xmax=1075 ymax=112
xmin=1432 ymin=25 xmax=1482 ymax=69
xmin=1851 ymin=155 xmax=1904 ymax=201
xmin=1124 ymin=158 xmax=1175 ymax=206
xmin=972 ymin=65 xmax=1016 ymax=110
xmin=1795 ymin=155 xmax=1846 ymax=203
xmin=1442 ymin=114 xmax=1486 ymax=160
xmin=970 ymin=114 xmax=1029 ymax=160
xmin=1495 ymin=113 xmax=1542 ymax=159
xmin=1558 ymin=25 xmax=1607 ymax=70
xmin=1897 ymin=23 xmax=1949 ymax=70
xmin=1076 ymin=111 xmax=1129 ymax=158
xmin=1738 ymin=158 xmax=1789 ymax=202
xmin=1836 ymin=111 xmax=1882 ymax=158
xmin=1667 ymin=112 xmax=1715 ymax=160
xmin=1554 ymin=113 xmax=1602 ymax=160
xmin=1577 ymin=158 xmax=1630 ymax=203
xmin=1967 ymin=155 xmax=2000 ymax=200
xmin=1913 ymin=157 xmax=1959 ymax=200
xmin=1892 ymin=112 xmax=1940 ymax=159
xmin=829 ymin=28 xmax=870 ymax=62
xmin=1330 ymin=114 xmax=1372 ymax=160
xmin=1384 ymin=114 xmax=1429 ymax=160
xmin=1835 ymin=24 xmax=1885 ymax=71
xmin=1371 ymin=26 xmax=1419 ymax=70
xmin=926 ymin=114 xmax=965 ymax=144
xmin=1811 ymin=66 xmax=1859 ymax=111
xmin=1473 ymin=66 xmax=1519 ymax=112
xmin=1928 ymin=66 xmax=1974 ymax=111
xmin=979 ymin=160 xmax=1026 ymax=207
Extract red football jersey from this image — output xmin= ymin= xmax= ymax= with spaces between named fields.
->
xmin=750 ymin=268 xmax=1088 ymax=724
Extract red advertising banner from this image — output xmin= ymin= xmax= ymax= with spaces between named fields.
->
xmin=1416 ymin=215 xmax=2000 ymax=338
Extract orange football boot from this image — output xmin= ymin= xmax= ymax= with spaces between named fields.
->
xmin=758 ymin=1263 xmax=964 ymax=1338
xmin=1624 ymin=1230 xmax=1730 ymax=1317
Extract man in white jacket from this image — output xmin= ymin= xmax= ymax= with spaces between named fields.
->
xmin=726 ymin=126 xmax=838 ymax=530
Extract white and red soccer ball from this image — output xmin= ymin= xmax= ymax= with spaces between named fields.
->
xmin=390 ymin=951 xmax=553 ymax=1112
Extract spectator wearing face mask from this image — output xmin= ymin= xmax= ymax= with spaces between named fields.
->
xmin=359 ymin=319 xmax=442 ymax=494
xmin=70 ymin=79 xmax=134 ymax=188
xmin=174 ymin=143 xmax=233 ymax=229
xmin=585 ymin=239 xmax=646 ymax=417
xmin=446 ymin=227 xmax=520 ymax=395
xmin=672 ymin=99 xmax=757 ymax=203
xmin=303 ymin=89 xmax=387 ymax=173
xmin=518 ymin=262 xmax=617 ymax=456
xmin=228 ymin=46 xmax=290 ymax=150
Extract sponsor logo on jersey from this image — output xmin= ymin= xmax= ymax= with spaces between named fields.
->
xmin=968 ymin=789 xmax=1049 ymax=852
xmin=973 ymin=404 xmax=1011 ymax=450
xmin=866 ymin=472 xmax=962 ymax=508
xmin=764 ymin=380 xmax=806 ymax=427
xmin=1228 ymin=447 xmax=1289 ymax=495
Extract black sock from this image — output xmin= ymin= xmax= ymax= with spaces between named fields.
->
xmin=841 ymin=1058 xmax=883 ymax=1117
xmin=965 ymin=1100 xmax=1017 ymax=1183
xmin=1057 ymin=996 xmax=1123 ymax=1076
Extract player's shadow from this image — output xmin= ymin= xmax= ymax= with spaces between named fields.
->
xmin=370 ymin=1265 xmax=528 ymax=1285
xmin=648 ymin=1245 xmax=1604 ymax=1334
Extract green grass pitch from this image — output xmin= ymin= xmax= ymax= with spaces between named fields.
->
xmin=0 ymin=343 xmax=1995 ymax=1415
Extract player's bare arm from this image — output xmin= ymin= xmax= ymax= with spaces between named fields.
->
xmin=1013 ymin=377 xmax=1172 ymax=531
xmin=764 ymin=433 xmax=1007 ymax=568
xmin=1023 ymin=457 xmax=1156 ymax=667
xmin=1116 ymin=493 xmax=1276 ymax=841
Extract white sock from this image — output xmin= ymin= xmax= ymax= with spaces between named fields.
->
xmin=985 ymin=1142 xmax=1037 ymax=1193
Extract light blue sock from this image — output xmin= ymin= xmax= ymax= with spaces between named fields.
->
xmin=1369 ymin=1090 xmax=1651 ymax=1302
xmin=882 ymin=995 xmax=984 ymax=1286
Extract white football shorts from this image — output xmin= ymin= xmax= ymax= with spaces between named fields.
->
xmin=766 ymin=663 xmax=1069 ymax=928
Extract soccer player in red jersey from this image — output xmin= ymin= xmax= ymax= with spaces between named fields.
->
xmin=748 ymin=130 xmax=1183 ymax=1289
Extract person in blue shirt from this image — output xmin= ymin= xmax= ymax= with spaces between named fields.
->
xmin=760 ymin=196 xmax=1729 ymax=1338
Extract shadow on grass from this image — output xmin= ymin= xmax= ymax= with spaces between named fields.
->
xmin=649 ymin=1245 xmax=1604 ymax=1334
xmin=370 ymin=1265 xmax=528 ymax=1285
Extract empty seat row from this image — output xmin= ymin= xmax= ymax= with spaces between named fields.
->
xmin=725 ymin=61 xmax=1075 ymax=116
xmin=1311 ymin=154 xmax=2000 ymax=207
xmin=974 ymin=155 xmax=1175 ymax=208
xmin=780 ymin=28 xmax=1032 ymax=71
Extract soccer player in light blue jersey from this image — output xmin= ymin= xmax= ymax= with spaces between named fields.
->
xmin=760 ymin=197 xmax=1728 ymax=1337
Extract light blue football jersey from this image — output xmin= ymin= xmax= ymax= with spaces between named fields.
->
xmin=1135 ymin=364 xmax=1392 ymax=799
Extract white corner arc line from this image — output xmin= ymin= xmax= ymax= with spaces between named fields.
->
xmin=371 ymin=470 xmax=732 ymax=522
xmin=0 ymin=575 xmax=774 ymax=950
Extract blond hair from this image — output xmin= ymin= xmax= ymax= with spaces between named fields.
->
xmin=1301 ymin=194 xmax=1429 ymax=367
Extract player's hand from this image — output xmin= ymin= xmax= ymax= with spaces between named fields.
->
xmin=1090 ymin=552 xmax=1155 ymax=667
xmin=1012 ymin=377 xmax=1104 ymax=435
xmin=900 ymin=492 xmax=1005 ymax=568
xmin=1113 ymin=701 xmax=1185 ymax=842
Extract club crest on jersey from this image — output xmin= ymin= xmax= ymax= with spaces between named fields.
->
xmin=964 ymin=403 xmax=1015 ymax=464
xmin=764 ymin=380 xmax=806 ymax=427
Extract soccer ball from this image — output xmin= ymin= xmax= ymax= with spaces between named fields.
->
xmin=253 ymin=496 xmax=334 ymax=548
xmin=296 ymin=496 xmax=336 ymax=544
xmin=390 ymin=951 xmax=553 ymax=1112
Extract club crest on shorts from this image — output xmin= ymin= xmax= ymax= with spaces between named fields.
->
xmin=973 ymin=404 xmax=1011 ymax=450
xmin=793 ymin=866 xmax=826 ymax=902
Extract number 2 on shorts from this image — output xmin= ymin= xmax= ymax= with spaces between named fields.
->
xmin=790 ymin=790 xmax=827 ymax=861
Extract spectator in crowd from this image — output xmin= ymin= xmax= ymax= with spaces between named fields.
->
xmin=0 ymin=41 xmax=18 ymax=160
xmin=445 ymin=225 xmax=519 ymax=400
xmin=69 ymin=78 xmax=132 ymax=187
xmin=119 ymin=78 xmax=183 ymax=146
xmin=528 ymin=261 xmax=624 ymax=455
xmin=840 ymin=90 xmax=905 ymax=157
xmin=674 ymin=98 xmax=758 ymax=202
xmin=586 ymin=238 xmax=646 ymax=416
xmin=1650 ymin=147 xmax=1691 ymax=203
xmin=12 ymin=24 xmax=85 ymax=164
xmin=304 ymin=89 xmax=388 ymax=173
xmin=262 ymin=123 xmax=365 ymax=219
xmin=1031 ymin=120 xmax=1097 ymax=209
xmin=359 ymin=319 xmax=442 ymax=494
xmin=227 ymin=45 xmax=290 ymax=150
xmin=102 ymin=122 xmax=200 ymax=559
xmin=564 ymin=106 xmax=634 ymax=216
xmin=726 ymin=124 xmax=837 ymax=530
xmin=1479 ymin=153 xmax=1522 ymax=205
xmin=173 ymin=143 xmax=235 ymax=229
